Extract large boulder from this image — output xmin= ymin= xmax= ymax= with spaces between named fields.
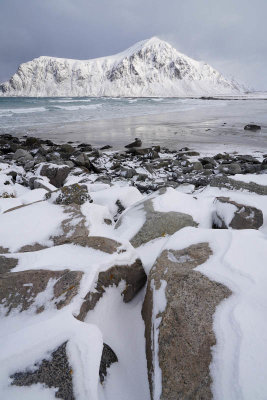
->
xmin=115 ymin=194 xmax=197 ymax=248
xmin=39 ymin=163 xmax=70 ymax=188
xmin=142 ymin=243 xmax=231 ymax=400
xmin=0 ymin=269 xmax=83 ymax=315
xmin=213 ymin=196 xmax=263 ymax=229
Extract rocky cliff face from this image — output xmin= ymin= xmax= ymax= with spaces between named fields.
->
xmin=0 ymin=37 xmax=243 ymax=97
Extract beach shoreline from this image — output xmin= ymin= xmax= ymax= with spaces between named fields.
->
xmin=3 ymin=109 xmax=267 ymax=155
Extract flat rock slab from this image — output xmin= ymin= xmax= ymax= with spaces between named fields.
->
xmin=116 ymin=197 xmax=197 ymax=248
xmin=1 ymin=200 xmax=90 ymax=253
xmin=142 ymin=243 xmax=231 ymax=400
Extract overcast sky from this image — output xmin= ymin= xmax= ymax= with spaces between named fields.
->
xmin=0 ymin=0 xmax=266 ymax=89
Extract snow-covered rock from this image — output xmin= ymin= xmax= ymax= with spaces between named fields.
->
xmin=212 ymin=196 xmax=263 ymax=229
xmin=0 ymin=37 xmax=243 ymax=97
xmin=142 ymin=241 xmax=230 ymax=400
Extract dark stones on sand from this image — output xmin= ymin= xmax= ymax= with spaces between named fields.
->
xmin=244 ymin=124 xmax=261 ymax=131
xmin=127 ymin=147 xmax=159 ymax=159
xmin=125 ymin=138 xmax=142 ymax=148
xmin=100 ymin=145 xmax=112 ymax=150
xmin=142 ymin=243 xmax=231 ymax=400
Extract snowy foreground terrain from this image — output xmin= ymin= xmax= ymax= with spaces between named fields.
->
xmin=0 ymin=37 xmax=243 ymax=97
xmin=0 ymin=134 xmax=267 ymax=399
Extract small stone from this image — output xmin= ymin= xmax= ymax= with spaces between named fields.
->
xmin=60 ymin=144 xmax=75 ymax=154
xmin=125 ymin=138 xmax=142 ymax=148
xmin=40 ymin=164 xmax=70 ymax=188
xmin=13 ymin=149 xmax=33 ymax=163
xmin=244 ymin=124 xmax=261 ymax=131
xmin=218 ymin=163 xmax=242 ymax=175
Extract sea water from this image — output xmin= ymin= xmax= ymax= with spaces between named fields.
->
xmin=0 ymin=97 xmax=266 ymax=151
xmin=0 ymin=97 xmax=219 ymax=129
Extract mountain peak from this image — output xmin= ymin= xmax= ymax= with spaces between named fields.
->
xmin=142 ymin=36 xmax=169 ymax=47
xmin=0 ymin=38 xmax=244 ymax=97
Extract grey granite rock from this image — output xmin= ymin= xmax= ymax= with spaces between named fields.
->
xmin=0 ymin=269 xmax=83 ymax=315
xmin=218 ymin=163 xmax=242 ymax=175
xmin=115 ymin=196 xmax=197 ymax=248
xmin=213 ymin=196 xmax=263 ymax=229
xmin=77 ymin=237 xmax=146 ymax=321
xmin=142 ymin=243 xmax=231 ymax=400
xmin=11 ymin=342 xmax=74 ymax=400
xmin=45 ymin=183 xmax=92 ymax=205
xmin=40 ymin=163 xmax=70 ymax=188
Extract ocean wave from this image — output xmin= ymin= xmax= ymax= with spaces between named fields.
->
xmin=49 ymin=99 xmax=92 ymax=103
xmin=0 ymin=107 xmax=47 ymax=114
xmin=54 ymin=104 xmax=102 ymax=111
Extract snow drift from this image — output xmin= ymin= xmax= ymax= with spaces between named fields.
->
xmin=0 ymin=37 xmax=243 ymax=97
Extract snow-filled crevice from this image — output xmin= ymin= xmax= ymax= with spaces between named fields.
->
xmin=85 ymin=283 xmax=150 ymax=400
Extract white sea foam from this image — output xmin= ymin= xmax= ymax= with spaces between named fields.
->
xmin=49 ymin=99 xmax=92 ymax=103
xmin=1 ymin=107 xmax=47 ymax=114
xmin=54 ymin=104 xmax=102 ymax=111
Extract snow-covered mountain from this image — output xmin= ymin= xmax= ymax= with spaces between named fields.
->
xmin=0 ymin=37 xmax=244 ymax=97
